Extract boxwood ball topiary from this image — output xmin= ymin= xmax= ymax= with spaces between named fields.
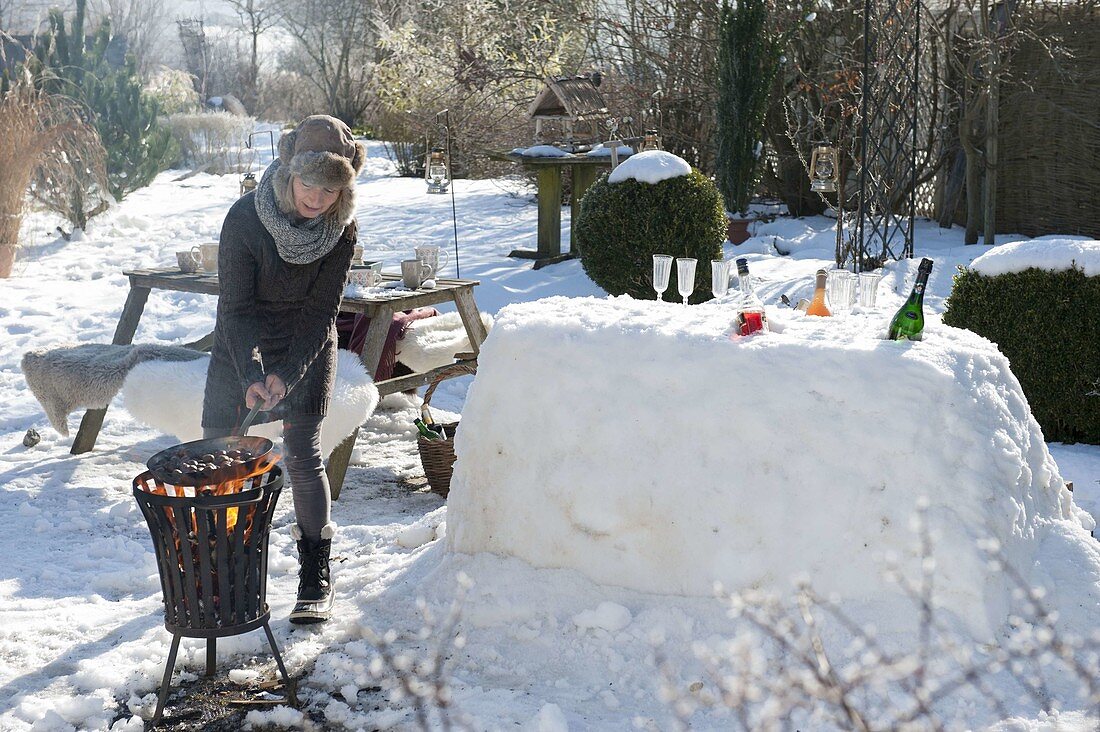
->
xmin=574 ymin=168 xmax=727 ymax=303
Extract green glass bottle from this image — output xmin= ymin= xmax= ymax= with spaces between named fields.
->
xmin=414 ymin=417 xmax=442 ymax=440
xmin=887 ymin=258 xmax=933 ymax=341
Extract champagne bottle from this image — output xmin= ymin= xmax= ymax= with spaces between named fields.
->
xmin=805 ymin=269 xmax=831 ymax=316
xmin=414 ymin=417 xmax=442 ymax=440
xmin=887 ymin=258 xmax=933 ymax=341
xmin=734 ymin=258 xmax=769 ymax=335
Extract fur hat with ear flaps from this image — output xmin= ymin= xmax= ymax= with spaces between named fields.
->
xmin=273 ymin=115 xmax=366 ymax=225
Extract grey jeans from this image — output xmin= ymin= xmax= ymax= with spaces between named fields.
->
xmin=204 ymin=413 xmax=330 ymax=540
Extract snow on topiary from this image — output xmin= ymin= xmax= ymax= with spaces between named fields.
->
xmin=574 ymin=152 xmax=726 ymax=302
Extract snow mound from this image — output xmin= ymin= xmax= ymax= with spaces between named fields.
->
xmin=447 ymin=296 xmax=1097 ymax=640
xmin=969 ymin=237 xmax=1100 ymax=277
xmin=607 ymin=150 xmax=691 ymax=184
xmin=519 ymin=145 xmax=571 ymax=158
xmin=586 ymin=144 xmax=633 ymax=158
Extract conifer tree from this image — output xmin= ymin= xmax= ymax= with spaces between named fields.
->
xmin=23 ymin=0 xmax=175 ymax=226
xmin=715 ymin=0 xmax=785 ymax=216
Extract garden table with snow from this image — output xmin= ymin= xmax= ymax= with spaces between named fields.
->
xmin=446 ymin=294 xmax=1098 ymax=642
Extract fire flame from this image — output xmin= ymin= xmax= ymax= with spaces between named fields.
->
xmin=136 ymin=452 xmax=281 ymax=533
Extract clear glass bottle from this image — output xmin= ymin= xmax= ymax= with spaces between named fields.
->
xmin=887 ymin=258 xmax=933 ymax=341
xmin=734 ymin=258 xmax=769 ymax=335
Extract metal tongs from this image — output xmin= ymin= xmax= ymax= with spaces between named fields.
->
xmin=238 ymin=402 xmax=263 ymax=436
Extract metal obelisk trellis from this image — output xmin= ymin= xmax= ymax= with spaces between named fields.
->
xmin=855 ymin=0 xmax=922 ymax=269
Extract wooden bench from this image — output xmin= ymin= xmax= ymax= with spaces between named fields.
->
xmin=72 ymin=268 xmax=489 ymax=498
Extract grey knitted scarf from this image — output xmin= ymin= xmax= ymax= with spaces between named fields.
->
xmin=254 ymin=160 xmax=345 ymax=264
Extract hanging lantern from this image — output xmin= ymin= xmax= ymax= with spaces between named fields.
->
xmin=809 ymin=145 xmax=839 ymax=193
xmin=239 ymin=172 xmax=257 ymax=197
xmin=425 ymin=147 xmax=450 ymax=194
xmin=239 ymin=130 xmax=274 ymax=198
xmin=641 ymin=129 xmax=662 ymax=151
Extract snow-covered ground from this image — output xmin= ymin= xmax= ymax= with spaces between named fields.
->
xmin=1 ymin=140 xmax=1098 ymax=730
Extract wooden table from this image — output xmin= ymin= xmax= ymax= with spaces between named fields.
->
xmin=71 ymin=268 xmax=489 ymax=497
xmin=487 ymin=150 xmax=618 ymax=269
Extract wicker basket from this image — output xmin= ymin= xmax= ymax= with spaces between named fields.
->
xmin=417 ymin=362 xmax=476 ymax=496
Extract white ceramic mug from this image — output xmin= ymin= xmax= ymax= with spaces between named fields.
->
xmin=414 ymin=245 xmax=450 ymax=281
xmin=191 ymin=243 xmax=219 ymax=272
xmin=401 ymin=259 xmax=432 ymax=289
xmin=176 ymin=250 xmax=201 ymax=273
xmin=348 ymin=266 xmax=383 ymax=287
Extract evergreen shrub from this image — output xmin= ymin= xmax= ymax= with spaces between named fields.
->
xmin=715 ymin=0 xmax=785 ymax=216
xmin=574 ymin=169 xmax=727 ymax=303
xmin=26 ymin=5 xmax=176 ymax=209
xmin=943 ymin=266 xmax=1100 ymax=444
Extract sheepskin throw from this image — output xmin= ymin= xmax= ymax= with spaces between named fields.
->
xmin=21 ymin=344 xmax=206 ymax=436
xmin=123 ymin=349 xmax=379 ymax=459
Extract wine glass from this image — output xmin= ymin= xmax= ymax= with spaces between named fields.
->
xmin=675 ymin=257 xmax=697 ymax=305
xmin=652 ymin=254 xmax=673 ymax=301
xmin=711 ymin=259 xmax=730 ymax=299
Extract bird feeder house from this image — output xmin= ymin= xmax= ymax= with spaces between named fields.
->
xmin=528 ymin=75 xmax=610 ymax=151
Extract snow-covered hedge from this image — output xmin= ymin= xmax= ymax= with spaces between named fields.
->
xmin=574 ymin=160 xmax=725 ymax=302
xmin=944 ymin=264 xmax=1100 ymax=444
xmin=162 ymin=111 xmax=256 ymax=173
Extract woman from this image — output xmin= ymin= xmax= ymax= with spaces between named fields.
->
xmin=202 ymin=115 xmax=365 ymax=624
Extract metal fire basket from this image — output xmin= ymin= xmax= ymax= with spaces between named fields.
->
xmin=133 ymin=466 xmax=293 ymax=725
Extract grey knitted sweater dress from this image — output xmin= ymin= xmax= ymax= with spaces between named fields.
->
xmin=201 ymin=191 xmax=356 ymax=429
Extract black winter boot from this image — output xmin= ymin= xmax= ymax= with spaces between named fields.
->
xmin=289 ymin=523 xmax=335 ymax=624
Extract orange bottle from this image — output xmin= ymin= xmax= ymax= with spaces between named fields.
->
xmin=805 ymin=269 xmax=831 ymax=316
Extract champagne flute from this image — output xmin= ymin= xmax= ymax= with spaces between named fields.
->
xmin=711 ymin=259 xmax=730 ymax=299
xmin=675 ymin=257 xmax=697 ymax=305
xmin=652 ymin=254 xmax=673 ymax=301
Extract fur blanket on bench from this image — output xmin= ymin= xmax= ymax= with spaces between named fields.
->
xmin=20 ymin=311 xmax=488 ymax=452
xmin=21 ymin=344 xmax=206 ymax=436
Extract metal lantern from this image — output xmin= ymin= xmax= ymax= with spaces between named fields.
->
xmin=239 ymin=172 xmax=257 ymax=196
xmin=641 ymin=129 xmax=662 ymax=151
xmin=425 ymin=147 xmax=450 ymax=194
xmin=810 ymin=145 xmax=839 ymax=193
xmin=239 ymin=130 xmax=275 ymax=198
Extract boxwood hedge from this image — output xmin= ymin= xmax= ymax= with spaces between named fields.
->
xmin=943 ymin=266 xmax=1100 ymax=444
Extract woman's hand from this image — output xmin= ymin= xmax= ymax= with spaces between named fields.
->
xmin=245 ymin=376 xmax=285 ymax=411
xmin=265 ymin=373 xmax=287 ymax=403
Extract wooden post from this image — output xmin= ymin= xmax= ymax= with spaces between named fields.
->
xmin=570 ymin=164 xmax=599 ymax=259
xmin=983 ymin=65 xmax=999 ymax=246
xmin=452 ymin=287 xmax=489 ymax=352
xmin=536 ymin=165 xmax=563 ymax=258
xmin=606 ymin=139 xmax=623 ymax=170
xmin=325 ymin=430 xmax=358 ymax=501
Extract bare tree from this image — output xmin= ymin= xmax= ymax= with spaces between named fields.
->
xmin=927 ymin=0 xmax=1040 ymax=244
xmin=273 ymin=0 xmax=379 ymax=125
xmin=590 ymin=0 xmax=719 ymax=170
xmin=87 ymin=0 xmax=169 ymax=77
xmin=0 ymin=0 xmax=14 ymax=33
xmin=371 ymin=0 xmax=588 ymax=175
xmin=220 ymin=0 xmax=281 ymax=114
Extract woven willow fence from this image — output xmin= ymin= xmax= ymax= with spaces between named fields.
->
xmin=995 ymin=4 xmax=1100 ymax=237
